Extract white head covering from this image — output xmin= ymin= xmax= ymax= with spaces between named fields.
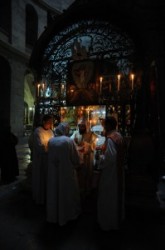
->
xmin=55 ymin=122 xmax=70 ymax=136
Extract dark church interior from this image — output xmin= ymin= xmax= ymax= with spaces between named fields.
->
xmin=0 ymin=0 xmax=165 ymax=249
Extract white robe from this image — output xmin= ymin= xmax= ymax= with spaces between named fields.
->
xmin=70 ymin=130 xmax=97 ymax=192
xmin=32 ymin=126 xmax=54 ymax=205
xmin=97 ymin=131 xmax=125 ymax=231
xmin=46 ymin=135 xmax=81 ymax=226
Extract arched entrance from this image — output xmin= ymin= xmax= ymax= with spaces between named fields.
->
xmin=29 ymin=0 xmax=162 ymax=201
xmin=30 ymin=13 xmax=145 ymax=136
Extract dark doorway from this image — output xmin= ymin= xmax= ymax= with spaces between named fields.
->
xmin=0 ymin=56 xmax=11 ymax=125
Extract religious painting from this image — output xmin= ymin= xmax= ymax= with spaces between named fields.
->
xmin=66 ymin=59 xmax=99 ymax=105
xmin=66 ymin=59 xmax=119 ymax=105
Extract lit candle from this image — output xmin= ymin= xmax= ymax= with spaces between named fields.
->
xmin=70 ymin=85 xmax=74 ymax=93
xmin=61 ymin=84 xmax=65 ymax=95
xmin=99 ymin=76 xmax=103 ymax=94
xmin=89 ymin=119 xmax=92 ymax=129
xmin=117 ymin=74 xmax=121 ymax=91
xmin=87 ymin=108 xmax=90 ymax=122
xmin=37 ymin=84 xmax=40 ymax=97
xmin=131 ymin=74 xmax=135 ymax=91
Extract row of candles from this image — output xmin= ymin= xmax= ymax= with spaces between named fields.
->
xmin=36 ymin=82 xmax=65 ymax=98
xmin=36 ymin=73 xmax=135 ymax=97
xmin=99 ymin=73 xmax=135 ymax=94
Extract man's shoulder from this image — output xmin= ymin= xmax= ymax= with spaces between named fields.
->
xmin=108 ymin=131 xmax=123 ymax=145
xmin=34 ymin=126 xmax=42 ymax=131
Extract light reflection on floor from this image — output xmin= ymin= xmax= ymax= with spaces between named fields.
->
xmin=16 ymin=139 xmax=31 ymax=174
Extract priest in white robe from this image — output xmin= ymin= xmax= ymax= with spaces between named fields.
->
xmin=97 ymin=116 xmax=125 ymax=231
xmin=46 ymin=122 xmax=81 ymax=226
xmin=32 ymin=114 xmax=54 ymax=205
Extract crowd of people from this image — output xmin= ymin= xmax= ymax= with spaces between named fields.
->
xmin=29 ymin=114 xmax=126 ymax=231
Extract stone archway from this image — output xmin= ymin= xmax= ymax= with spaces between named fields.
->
xmin=30 ymin=11 xmax=145 ymax=136
xmin=28 ymin=0 xmax=164 ymax=197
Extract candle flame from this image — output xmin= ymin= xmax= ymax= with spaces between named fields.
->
xmin=131 ymin=74 xmax=135 ymax=80
xmin=117 ymin=74 xmax=121 ymax=80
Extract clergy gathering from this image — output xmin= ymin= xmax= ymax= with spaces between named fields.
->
xmin=28 ymin=113 xmax=125 ymax=230
xmin=1 ymin=0 xmax=165 ymax=249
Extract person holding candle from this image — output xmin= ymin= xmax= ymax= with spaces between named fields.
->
xmin=32 ymin=114 xmax=54 ymax=205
